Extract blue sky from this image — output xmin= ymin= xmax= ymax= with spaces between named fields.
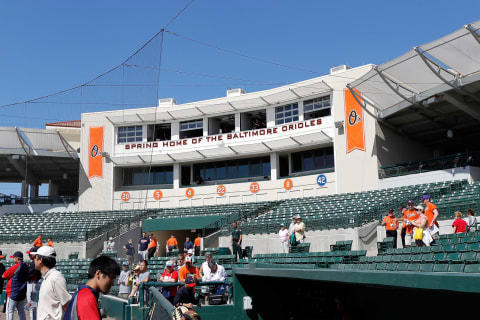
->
xmin=0 ymin=0 xmax=479 ymax=195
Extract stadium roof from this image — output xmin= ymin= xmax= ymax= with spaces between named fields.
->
xmin=45 ymin=120 xmax=81 ymax=128
xmin=348 ymin=21 xmax=480 ymax=118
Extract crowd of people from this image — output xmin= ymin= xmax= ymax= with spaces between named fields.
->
xmin=1 ymin=246 xmax=120 ymax=320
xmin=382 ymin=194 xmax=478 ymax=248
xmin=276 ymin=215 xmax=306 ymax=253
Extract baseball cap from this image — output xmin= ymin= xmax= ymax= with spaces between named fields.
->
xmin=420 ymin=195 xmax=431 ymax=201
xmin=26 ymin=247 xmax=38 ymax=255
xmin=280 ymin=223 xmax=285 ymax=227
xmin=185 ymin=256 xmax=192 ymax=262
xmin=187 ymin=249 xmax=194 ymax=255
xmin=205 ymin=252 xmax=212 ymax=257
xmin=415 ymin=205 xmax=424 ymax=210
xmin=29 ymin=246 xmax=56 ymax=259
xmin=10 ymin=251 xmax=23 ymax=259
xmin=166 ymin=261 xmax=174 ymax=267
xmin=122 ymin=261 xmax=129 ymax=266
xmin=295 ymin=215 xmax=301 ymax=219
xmin=407 ymin=200 xmax=414 ymax=205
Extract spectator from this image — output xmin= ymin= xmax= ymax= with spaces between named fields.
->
xmin=453 ymin=211 xmax=467 ymax=233
xmin=176 ymin=254 xmax=185 ymax=272
xmin=402 ymin=201 xmax=418 ymax=247
xmin=167 ymin=235 xmax=178 ymax=252
xmin=421 ymin=195 xmax=440 ymax=244
xmin=278 ymin=223 xmax=289 ymax=253
xmin=194 ymin=234 xmax=202 ymax=257
xmin=203 ymin=260 xmax=227 ymax=306
xmin=106 ymin=237 xmax=115 ymax=252
xmin=147 ymin=234 xmax=158 ymax=260
xmin=118 ymin=261 xmax=131 ymax=299
xmin=138 ymin=232 xmax=150 ymax=261
xmin=173 ymin=276 xmax=199 ymax=308
xmin=128 ymin=260 xmax=151 ymax=302
xmin=288 ymin=216 xmax=296 ymax=235
xmin=466 ymin=208 xmax=477 ymax=232
xmin=382 ymin=209 xmax=399 ymax=248
xmin=32 ymin=246 xmax=71 ymax=320
xmin=3 ymin=251 xmax=29 ymax=320
xmin=412 ymin=206 xmax=429 ymax=247
xmin=231 ymin=221 xmax=242 ymax=261
xmin=398 ymin=206 xmax=407 ymax=247
xmin=178 ymin=256 xmax=199 ymax=282
xmin=0 ymin=251 xmax=5 ymax=297
xmin=125 ymin=265 xmax=140 ymax=299
xmin=185 ymin=249 xmax=196 ymax=263
xmin=199 ymin=252 xmax=213 ymax=279
xmin=25 ymin=248 xmax=41 ymax=320
xmin=294 ymin=215 xmax=306 ymax=245
xmin=33 ymin=234 xmax=43 ymax=248
xmin=124 ymin=239 xmax=135 ymax=266
xmin=47 ymin=238 xmax=54 ymax=247
xmin=157 ymin=260 xmax=178 ymax=304
xmin=64 ymin=256 xmax=120 ymax=320
xmin=184 ymin=237 xmax=194 ymax=253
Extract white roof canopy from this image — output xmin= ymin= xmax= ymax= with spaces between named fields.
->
xmin=348 ymin=21 xmax=480 ymax=117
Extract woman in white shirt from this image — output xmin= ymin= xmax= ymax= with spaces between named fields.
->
xmin=278 ymin=224 xmax=289 ymax=253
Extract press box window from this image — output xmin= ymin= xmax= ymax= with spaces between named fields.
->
xmin=117 ymin=126 xmax=143 ymax=144
xmin=303 ymin=96 xmax=331 ymax=120
xmin=275 ymin=103 xmax=299 ymax=125
xmin=122 ymin=166 xmax=173 ymax=186
xmin=291 ymin=147 xmax=334 ymax=173
xmin=180 ymin=119 xmax=203 ymax=139
xmin=147 ymin=123 xmax=171 ymax=142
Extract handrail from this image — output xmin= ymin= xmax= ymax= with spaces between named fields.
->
xmin=138 ymin=281 xmax=227 ymax=308
xmin=148 ymin=286 xmax=175 ymax=320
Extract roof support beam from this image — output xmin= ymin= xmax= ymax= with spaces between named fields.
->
xmin=290 ymin=137 xmax=302 ymax=146
xmin=442 ymin=93 xmax=480 ymax=122
xmin=195 ymin=107 xmax=206 ymax=116
xmin=374 ymin=66 xmax=420 ymax=107
xmin=227 ymin=102 xmax=238 ymax=111
xmin=413 ymin=47 xmax=480 ymax=104
xmin=166 ymin=153 xmax=176 ymax=162
xmin=259 ymin=97 xmax=271 ymax=106
xmin=261 ymin=142 xmax=272 ymax=151
xmin=7 ymin=156 xmax=39 ymax=185
xmin=289 ymin=88 xmax=301 ymax=99
xmin=166 ymin=111 xmax=176 ymax=120
xmin=196 ymin=150 xmax=207 ymax=159
xmin=228 ymin=146 xmax=239 ymax=155
xmin=464 ymin=24 xmax=480 ymax=46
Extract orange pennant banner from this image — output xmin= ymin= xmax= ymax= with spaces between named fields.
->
xmin=88 ymin=127 xmax=104 ymax=179
xmin=344 ymin=88 xmax=366 ymax=153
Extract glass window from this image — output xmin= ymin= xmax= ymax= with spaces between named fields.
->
xmin=275 ymin=103 xmax=299 ymax=125
xmin=216 ymin=163 xmax=226 ymax=180
xmin=118 ymin=125 xmax=142 ymax=144
xmin=180 ymin=119 xmax=203 ymax=132
xmin=122 ymin=166 xmax=173 ymax=186
xmin=227 ymin=161 xmax=237 ymax=179
xmin=193 ymin=156 xmax=271 ymax=183
xmin=205 ymin=163 xmax=215 ymax=181
xmin=250 ymin=159 xmax=261 ymax=177
xmin=303 ymin=96 xmax=331 ymax=120
xmin=292 ymin=152 xmax=302 ymax=172
xmin=238 ymin=159 xmax=249 ymax=178
xmin=132 ymin=168 xmax=144 ymax=185
xmin=262 ymin=160 xmax=271 ymax=177
xmin=291 ymin=147 xmax=334 ymax=173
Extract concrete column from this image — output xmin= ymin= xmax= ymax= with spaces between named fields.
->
xmin=234 ymin=113 xmax=240 ymax=132
xmin=202 ymin=118 xmax=208 ymax=137
xmin=48 ymin=181 xmax=59 ymax=196
xmin=21 ymin=181 xmax=28 ymax=199
xmin=270 ymin=152 xmax=278 ymax=181
xmin=171 ymin=121 xmax=180 ymax=140
xmin=298 ymin=100 xmax=304 ymax=122
xmin=266 ymin=107 xmax=275 ymax=128
xmin=173 ymin=163 xmax=180 ymax=189
xmin=29 ymin=184 xmax=39 ymax=198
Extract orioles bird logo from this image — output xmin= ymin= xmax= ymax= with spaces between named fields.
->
xmin=90 ymin=144 xmax=101 ymax=158
xmin=348 ymin=110 xmax=362 ymax=126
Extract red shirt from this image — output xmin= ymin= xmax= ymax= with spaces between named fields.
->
xmin=77 ymin=287 xmax=101 ymax=320
xmin=160 ymin=269 xmax=179 ymax=296
xmin=452 ymin=219 xmax=467 ymax=233
xmin=3 ymin=262 xmax=20 ymax=297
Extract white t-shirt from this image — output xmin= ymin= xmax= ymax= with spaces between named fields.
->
xmin=203 ymin=264 xmax=226 ymax=282
xmin=201 ymin=261 xmax=211 ymax=277
xmin=37 ymin=268 xmax=72 ymax=320
xmin=278 ymin=229 xmax=289 ymax=243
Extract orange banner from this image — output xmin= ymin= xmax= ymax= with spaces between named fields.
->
xmin=344 ymin=88 xmax=366 ymax=153
xmin=88 ymin=127 xmax=104 ymax=179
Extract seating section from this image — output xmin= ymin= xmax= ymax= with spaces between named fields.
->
xmin=234 ymin=180 xmax=478 ymax=235
xmin=379 ymin=152 xmax=473 ymax=178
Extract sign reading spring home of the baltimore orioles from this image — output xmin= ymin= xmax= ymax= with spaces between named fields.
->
xmin=88 ymin=127 xmax=104 ymax=179
xmin=344 ymin=88 xmax=365 ymax=153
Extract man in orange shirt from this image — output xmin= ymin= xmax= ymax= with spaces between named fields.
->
xmin=194 ymin=234 xmax=202 ymax=257
xmin=32 ymin=234 xmax=42 ymax=248
xmin=421 ymin=195 xmax=440 ymax=244
xmin=382 ymin=209 xmax=399 ymax=248
xmin=402 ymin=201 xmax=419 ymax=247
xmin=47 ymin=238 xmax=54 ymax=247
xmin=147 ymin=234 xmax=157 ymax=260
xmin=178 ymin=256 xmax=199 ymax=282
xmin=167 ymin=235 xmax=178 ymax=252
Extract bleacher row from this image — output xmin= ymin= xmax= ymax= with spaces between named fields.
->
xmin=234 ymin=180 xmax=479 ymax=235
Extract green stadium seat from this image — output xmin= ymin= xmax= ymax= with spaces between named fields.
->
xmin=418 ymin=264 xmax=434 ymax=272
xmin=447 ymin=264 xmax=465 ymax=272
xmin=386 ymin=263 xmax=397 ymax=271
xmin=461 ymin=252 xmax=477 ymax=264
xmin=464 ymin=264 xmax=480 ymax=273
xmin=433 ymin=264 xmax=448 ymax=272
xmin=396 ymin=263 xmax=408 ymax=271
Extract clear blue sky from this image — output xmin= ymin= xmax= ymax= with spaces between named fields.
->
xmin=0 ymin=0 xmax=478 ymax=195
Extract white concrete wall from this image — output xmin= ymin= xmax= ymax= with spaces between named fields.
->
xmin=0 ymin=241 xmax=84 ymax=260
xmin=379 ymin=167 xmax=474 ymax=189
xmin=219 ymin=221 xmax=379 ymax=257
xmin=0 ymin=203 xmax=78 ymax=215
